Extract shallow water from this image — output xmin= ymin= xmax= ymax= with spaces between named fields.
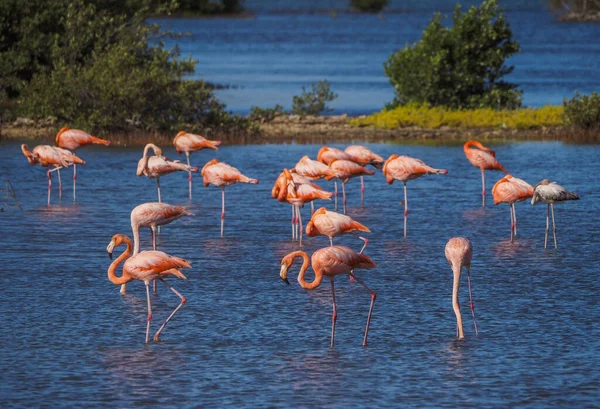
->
xmin=1 ymin=141 xmax=598 ymax=407
xmin=157 ymin=2 xmax=600 ymax=114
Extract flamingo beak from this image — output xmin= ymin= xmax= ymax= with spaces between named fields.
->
xmin=106 ymin=239 xmax=115 ymax=259
xmin=280 ymin=264 xmax=290 ymax=285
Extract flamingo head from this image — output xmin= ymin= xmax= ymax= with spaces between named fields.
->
xmin=279 ymin=262 xmax=290 ymax=285
xmin=21 ymin=144 xmax=38 ymax=165
xmin=107 ymin=234 xmax=129 ymax=259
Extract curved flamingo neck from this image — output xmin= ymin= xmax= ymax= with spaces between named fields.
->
xmin=131 ymin=221 xmax=140 ymax=255
xmin=108 ymin=238 xmax=133 ymax=286
xmin=290 ymin=251 xmax=323 ymax=290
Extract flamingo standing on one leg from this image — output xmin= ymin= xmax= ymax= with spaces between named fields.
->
xmin=444 ymin=237 xmax=478 ymax=339
xmin=317 ymin=147 xmax=355 ymax=210
xmin=119 ymin=202 xmax=194 ymax=295
xmin=201 ymin=159 xmax=258 ymax=237
xmin=279 ymin=246 xmax=377 ymax=347
xmin=55 ymin=127 xmax=110 ymax=201
xmin=137 ymin=143 xmax=199 ymax=202
xmin=492 ymin=175 xmax=534 ymax=242
xmin=344 ymin=145 xmax=384 ymax=202
xmin=306 ymin=207 xmax=370 ymax=251
xmin=383 ymin=155 xmax=448 ymax=237
xmin=106 ymin=234 xmax=190 ymax=343
xmin=172 ymin=131 xmax=221 ymax=200
xmin=464 ymin=141 xmax=507 ymax=207
xmin=329 ymin=159 xmax=375 ymax=213
xmin=531 ymin=179 xmax=579 ymax=249
xmin=21 ymin=144 xmax=86 ymax=205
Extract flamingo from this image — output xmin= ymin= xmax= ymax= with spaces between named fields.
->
xmin=172 ymin=131 xmax=221 ymax=199
xmin=444 ymin=237 xmax=478 ymax=339
xmin=383 ymin=155 xmax=448 ymax=237
xmin=279 ymin=246 xmax=377 ymax=347
xmin=272 ymin=169 xmax=331 ymax=241
xmin=317 ymin=147 xmax=355 ymax=209
xmin=106 ymin=234 xmax=190 ymax=343
xmin=329 ymin=159 xmax=375 ymax=213
xmin=344 ymin=145 xmax=384 ymax=201
xmin=55 ymin=127 xmax=110 ymax=201
xmin=293 ymin=155 xmax=340 ymax=181
xmin=492 ymin=175 xmax=534 ymax=242
xmin=201 ymin=159 xmax=259 ymax=237
xmin=306 ymin=207 xmax=370 ymax=251
xmin=137 ymin=143 xmax=199 ymax=202
xmin=21 ymin=144 xmax=86 ymax=205
xmin=531 ymin=179 xmax=579 ymax=249
xmin=119 ymin=202 xmax=194 ymax=295
xmin=464 ymin=141 xmax=508 ymax=206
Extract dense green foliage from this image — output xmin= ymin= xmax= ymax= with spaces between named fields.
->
xmin=350 ymin=0 xmax=388 ymax=13
xmin=563 ymin=92 xmax=600 ymax=129
xmin=0 ymin=0 xmax=251 ymax=134
xmin=174 ymin=0 xmax=245 ymax=15
xmin=384 ymin=0 xmax=522 ymax=110
xmin=292 ymin=81 xmax=338 ymax=116
xmin=249 ymin=104 xmax=286 ymax=123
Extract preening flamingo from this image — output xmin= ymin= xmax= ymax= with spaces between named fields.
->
xmin=492 ymin=175 xmax=534 ymax=242
xmin=329 ymin=159 xmax=375 ymax=213
xmin=444 ymin=237 xmax=478 ymax=339
xmin=201 ymin=159 xmax=258 ymax=237
xmin=383 ymin=155 xmax=448 ymax=237
xmin=119 ymin=202 xmax=194 ymax=295
xmin=317 ymin=147 xmax=355 ymax=209
xmin=280 ymin=246 xmax=377 ymax=347
xmin=137 ymin=143 xmax=199 ymax=202
xmin=21 ymin=144 xmax=85 ymax=205
xmin=344 ymin=145 xmax=384 ymax=201
xmin=531 ymin=179 xmax=579 ymax=249
xmin=464 ymin=141 xmax=507 ymax=206
xmin=106 ymin=234 xmax=190 ymax=343
xmin=173 ymin=131 xmax=221 ymax=199
xmin=306 ymin=207 xmax=370 ymax=251
xmin=55 ymin=127 xmax=110 ymax=201
xmin=272 ymin=169 xmax=332 ymax=242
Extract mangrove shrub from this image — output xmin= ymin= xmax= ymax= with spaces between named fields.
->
xmin=384 ymin=0 xmax=522 ymax=110
xmin=292 ymin=81 xmax=338 ymax=116
xmin=563 ymin=92 xmax=600 ymax=130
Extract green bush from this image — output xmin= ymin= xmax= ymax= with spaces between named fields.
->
xmin=292 ymin=81 xmax=338 ymax=116
xmin=563 ymin=92 xmax=600 ymax=130
xmin=384 ymin=0 xmax=522 ymax=110
xmin=350 ymin=0 xmax=388 ymax=13
xmin=249 ymin=105 xmax=286 ymax=123
xmin=174 ymin=0 xmax=245 ymax=15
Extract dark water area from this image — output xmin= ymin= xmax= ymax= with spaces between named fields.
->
xmin=156 ymin=0 xmax=600 ymax=115
xmin=1 ymin=140 xmax=599 ymax=407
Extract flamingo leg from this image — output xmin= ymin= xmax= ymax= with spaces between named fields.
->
xmin=330 ymin=278 xmax=337 ymax=348
xmin=349 ymin=272 xmax=376 ymax=347
xmin=152 ymin=226 xmax=158 ymax=294
xmin=311 ymin=201 xmax=314 ymax=215
xmin=358 ymin=236 xmax=369 ymax=254
xmin=153 ymin=279 xmax=187 ymax=342
xmin=291 ymin=205 xmax=296 ymax=240
xmin=361 ymin=175 xmax=365 ymax=203
xmin=342 ymin=181 xmax=347 ymax=214
xmin=513 ymin=203 xmax=518 ymax=236
xmin=186 ymin=152 xmax=192 ymax=200
xmin=57 ymin=168 xmax=62 ymax=199
xmin=481 ymin=169 xmax=486 ymax=207
xmin=156 ymin=176 xmax=161 ymax=203
xmin=509 ymin=204 xmax=514 ymax=242
xmin=467 ymin=268 xmax=478 ymax=336
xmin=73 ymin=163 xmax=77 ymax=202
xmin=145 ymin=282 xmax=153 ymax=344
xmin=403 ymin=181 xmax=408 ymax=238
xmin=221 ymin=188 xmax=225 ymax=237
xmin=297 ymin=205 xmax=303 ymax=247
xmin=329 ymin=237 xmax=333 ymax=246
xmin=47 ymin=170 xmax=52 ymax=206
xmin=334 ymin=180 xmax=338 ymax=211
xmin=545 ymin=203 xmax=550 ymax=249
xmin=551 ymin=203 xmax=558 ymax=249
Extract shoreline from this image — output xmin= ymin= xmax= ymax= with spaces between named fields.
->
xmin=1 ymin=115 xmax=598 ymax=146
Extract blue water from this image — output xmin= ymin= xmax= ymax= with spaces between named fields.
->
xmin=157 ymin=1 xmax=600 ymax=114
xmin=1 ymin=140 xmax=599 ymax=407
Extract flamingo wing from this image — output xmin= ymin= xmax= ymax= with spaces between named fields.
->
xmin=124 ymin=251 xmax=191 ymax=281
xmin=312 ymin=246 xmax=376 ymax=276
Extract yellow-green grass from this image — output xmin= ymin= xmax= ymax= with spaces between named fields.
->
xmin=350 ymin=104 xmax=564 ymax=129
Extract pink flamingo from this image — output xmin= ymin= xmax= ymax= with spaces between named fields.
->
xmin=55 ymin=127 xmax=110 ymax=201
xmin=383 ymin=155 xmax=448 ymax=237
xmin=21 ymin=144 xmax=86 ymax=204
xmin=137 ymin=143 xmax=199 ymax=202
xmin=280 ymin=246 xmax=377 ymax=347
xmin=306 ymin=207 xmax=370 ymax=251
xmin=329 ymin=159 xmax=375 ymax=213
xmin=344 ymin=145 xmax=384 ymax=201
xmin=464 ymin=141 xmax=508 ymax=206
xmin=445 ymin=237 xmax=478 ymax=339
xmin=201 ymin=159 xmax=259 ymax=236
xmin=317 ymin=147 xmax=355 ymax=209
xmin=172 ymin=131 xmax=221 ymax=199
xmin=492 ymin=175 xmax=534 ymax=242
xmin=119 ymin=202 xmax=194 ymax=295
xmin=106 ymin=234 xmax=190 ymax=343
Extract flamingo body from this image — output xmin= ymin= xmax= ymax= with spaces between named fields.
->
xmin=492 ymin=175 xmax=534 ymax=241
xmin=294 ymin=156 xmax=339 ymax=181
xmin=306 ymin=207 xmax=370 ymax=243
xmin=317 ymin=146 xmax=354 ymax=166
xmin=344 ymin=145 xmax=384 ymax=169
xmin=201 ymin=159 xmax=258 ymax=187
xmin=463 ymin=141 xmax=506 ymax=172
xmin=173 ymin=131 xmax=221 ymax=153
xmin=383 ymin=155 xmax=448 ymax=183
xmin=55 ymin=127 xmax=110 ymax=150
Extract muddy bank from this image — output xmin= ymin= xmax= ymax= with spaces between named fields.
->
xmin=1 ymin=115 xmax=597 ymax=146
